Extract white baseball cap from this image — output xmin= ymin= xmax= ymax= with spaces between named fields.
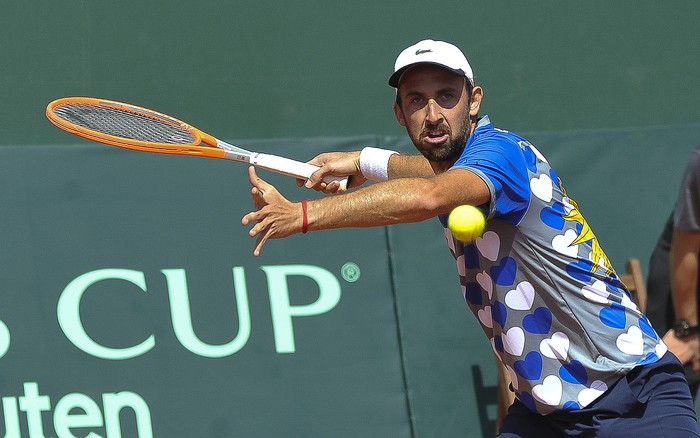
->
xmin=388 ymin=39 xmax=474 ymax=88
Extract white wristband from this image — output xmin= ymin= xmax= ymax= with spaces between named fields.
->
xmin=359 ymin=147 xmax=399 ymax=181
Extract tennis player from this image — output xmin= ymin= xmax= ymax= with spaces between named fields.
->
xmin=242 ymin=39 xmax=699 ymax=437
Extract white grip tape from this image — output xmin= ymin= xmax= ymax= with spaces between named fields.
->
xmin=252 ymin=153 xmax=348 ymax=190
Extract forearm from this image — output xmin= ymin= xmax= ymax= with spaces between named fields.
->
xmin=306 ymin=168 xmax=490 ymax=231
xmin=307 ymin=177 xmax=442 ymax=230
xmin=671 ymin=230 xmax=700 ymax=324
xmin=387 ymin=154 xmax=435 ymax=179
xmin=307 ymin=149 xmax=434 ymax=191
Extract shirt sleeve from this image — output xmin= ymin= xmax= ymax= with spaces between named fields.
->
xmin=451 ymin=134 xmax=532 ymax=224
xmin=674 ymin=147 xmax=700 ymax=232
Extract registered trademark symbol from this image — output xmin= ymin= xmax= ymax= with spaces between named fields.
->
xmin=0 ymin=320 xmax=10 ymax=359
xmin=341 ymin=262 xmax=360 ymax=282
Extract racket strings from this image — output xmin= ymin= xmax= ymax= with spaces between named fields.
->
xmin=52 ymin=104 xmax=196 ymax=145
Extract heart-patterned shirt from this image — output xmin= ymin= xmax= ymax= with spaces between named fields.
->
xmin=440 ymin=116 xmax=666 ymax=414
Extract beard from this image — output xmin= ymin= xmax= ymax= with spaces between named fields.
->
xmin=409 ymin=111 xmax=471 ymax=164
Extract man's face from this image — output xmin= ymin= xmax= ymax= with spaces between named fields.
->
xmin=393 ymin=65 xmax=479 ymax=165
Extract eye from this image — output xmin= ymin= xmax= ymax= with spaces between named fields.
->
xmin=411 ymin=96 xmax=426 ymax=106
xmin=436 ymin=91 xmax=461 ymax=108
xmin=438 ymin=92 xmax=456 ymax=104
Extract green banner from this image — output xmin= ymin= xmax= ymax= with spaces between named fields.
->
xmin=2 ymin=125 xmax=699 ymax=436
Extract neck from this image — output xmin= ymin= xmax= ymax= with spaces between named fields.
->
xmin=430 ymin=117 xmax=478 ymax=174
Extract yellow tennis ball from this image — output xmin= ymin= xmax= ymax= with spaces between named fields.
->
xmin=448 ymin=205 xmax=486 ymax=243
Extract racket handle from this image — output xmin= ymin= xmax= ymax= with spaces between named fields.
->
xmin=252 ymin=153 xmax=348 ymax=190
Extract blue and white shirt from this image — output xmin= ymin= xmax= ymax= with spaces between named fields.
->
xmin=440 ymin=116 xmax=666 ymax=415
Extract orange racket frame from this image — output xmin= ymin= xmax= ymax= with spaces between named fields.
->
xmin=46 ymin=97 xmax=347 ymax=186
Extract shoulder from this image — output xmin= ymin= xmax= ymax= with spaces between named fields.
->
xmin=680 ymin=145 xmax=700 ymax=188
xmin=472 ymin=123 xmax=523 ymax=148
xmin=458 ymin=122 xmax=537 ymax=171
xmin=686 ymin=145 xmax=700 ymax=171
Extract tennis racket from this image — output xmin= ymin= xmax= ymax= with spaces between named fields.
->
xmin=46 ymin=97 xmax=347 ymax=188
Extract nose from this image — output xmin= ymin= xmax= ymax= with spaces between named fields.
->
xmin=425 ymin=99 xmax=443 ymax=125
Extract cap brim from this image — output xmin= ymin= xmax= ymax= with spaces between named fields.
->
xmin=388 ymin=66 xmax=409 ymax=88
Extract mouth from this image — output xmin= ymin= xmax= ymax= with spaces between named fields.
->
xmin=423 ymin=129 xmax=449 ymax=145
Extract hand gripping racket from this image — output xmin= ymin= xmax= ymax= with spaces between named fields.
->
xmin=46 ymin=97 xmax=347 ymax=188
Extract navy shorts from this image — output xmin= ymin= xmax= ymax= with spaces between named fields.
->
xmin=497 ymin=352 xmax=699 ymax=438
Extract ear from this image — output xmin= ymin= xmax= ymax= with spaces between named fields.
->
xmin=393 ymin=101 xmax=407 ymax=127
xmin=468 ymin=86 xmax=484 ymax=117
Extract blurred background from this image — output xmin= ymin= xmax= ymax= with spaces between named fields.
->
xmin=1 ymin=1 xmax=699 ymax=437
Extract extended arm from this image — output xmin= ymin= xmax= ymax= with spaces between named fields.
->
xmin=671 ymin=230 xmax=700 ymax=324
xmin=302 ymin=150 xmax=437 ymax=193
xmin=666 ymin=229 xmax=700 ymax=370
xmin=242 ymin=164 xmax=489 ymax=256
xmin=664 ymin=148 xmax=700 ymax=368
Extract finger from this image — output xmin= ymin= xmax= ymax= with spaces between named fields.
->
xmin=253 ymin=222 xmax=270 ymax=257
xmin=251 ymin=187 xmax=265 ymax=210
xmin=322 ymin=180 xmax=342 ymax=194
xmin=246 ymin=213 xmax=269 ymax=237
xmin=248 ymin=165 xmax=258 ymax=186
xmin=242 ymin=204 xmax=269 ymax=227
xmin=241 ymin=213 xmax=251 ymax=226
xmin=248 ymin=166 xmax=274 ymax=194
xmin=253 ymin=230 xmax=271 ymax=257
xmin=241 ymin=214 xmax=258 ymax=228
xmin=347 ymin=175 xmax=367 ymax=189
xmin=322 ymin=180 xmax=338 ymax=193
xmin=326 ymin=179 xmax=353 ymax=195
xmin=305 ymin=168 xmax=326 ymax=189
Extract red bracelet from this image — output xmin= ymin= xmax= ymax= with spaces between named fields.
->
xmin=301 ymin=199 xmax=309 ymax=234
